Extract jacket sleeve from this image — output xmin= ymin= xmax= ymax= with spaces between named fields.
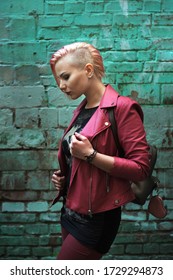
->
xmin=110 ymin=98 xmax=151 ymax=181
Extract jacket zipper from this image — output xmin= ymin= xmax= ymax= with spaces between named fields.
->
xmin=88 ymin=165 xmax=93 ymax=217
xmin=106 ymin=172 xmax=110 ymax=192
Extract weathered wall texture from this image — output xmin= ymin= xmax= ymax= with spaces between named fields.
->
xmin=0 ymin=0 xmax=173 ymax=259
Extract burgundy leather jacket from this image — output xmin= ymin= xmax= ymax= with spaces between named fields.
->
xmin=52 ymin=85 xmax=150 ymax=215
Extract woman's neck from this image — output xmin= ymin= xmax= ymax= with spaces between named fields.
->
xmin=85 ymin=81 xmax=106 ymax=109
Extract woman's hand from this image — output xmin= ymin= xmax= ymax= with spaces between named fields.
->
xmin=70 ymin=132 xmax=94 ymax=160
xmin=52 ymin=170 xmax=65 ymax=192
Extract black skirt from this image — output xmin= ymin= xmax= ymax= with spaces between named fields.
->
xmin=61 ymin=206 xmax=121 ymax=254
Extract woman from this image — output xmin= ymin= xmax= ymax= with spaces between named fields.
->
xmin=50 ymin=42 xmax=150 ymax=260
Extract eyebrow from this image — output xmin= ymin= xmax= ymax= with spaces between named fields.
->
xmin=58 ymin=72 xmax=68 ymax=78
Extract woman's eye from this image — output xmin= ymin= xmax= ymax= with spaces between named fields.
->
xmin=63 ymin=74 xmax=70 ymax=80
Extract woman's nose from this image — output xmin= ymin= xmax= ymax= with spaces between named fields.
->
xmin=59 ymin=79 xmax=66 ymax=91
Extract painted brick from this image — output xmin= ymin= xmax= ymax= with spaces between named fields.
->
xmin=113 ymin=14 xmax=151 ymax=26
xmin=40 ymin=191 xmax=57 ymax=202
xmin=39 ymin=108 xmax=58 ymax=128
xmin=143 ymin=1 xmax=161 ymax=11
xmin=39 ymin=213 xmax=60 ymax=222
xmin=117 ymin=73 xmax=153 ymax=84
xmin=122 ymin=211 xmax=147 ymax=221
xmin=49 ymin=224 xmax=61 ymax=234
xmin=0 ymin=66 xmax=14 ymax=86
xmin=162 ymin=0 xmax=173 ymax=11
xmin=15 ymin=65 xmax=40 ymax=85
xmin=109 ymin=244 xmax=124 ymax=255
xmin=0 ymin=42 xmax=47 ymax=64
xmin=120 ymin=221 xmax=140 ymax=232
xmin=2 ymin=202 xmax=25 ymax=212
xmin=140 ymin=222 xmax=157 ymax=231
xmin=103 ymin=51 xmax=137 ymax=62
xmin=0 ymin=171 xmax=26 ymax=190
xmin=142 ymin=106 xmax=173 ymax=127
xmin=0 ymin=247 xmax=5 ymax=256
xmin=0 ymin=18 xmax=8 ymax=38
xmin=0 ymin=236 xmax=39 ymax=246
xmin=153 ymin=14 xmax=173 ymax=25
xmin=49 ymin=201 xmax=62 ymax=212
xmin=0 ymin=151 xmax=57 ymax=171
xmin=158 ymin=222 xmax=173 ymax=231
xmin=47 ymin=87 xmax=82 ymax=107
xmin=45 ymin=129 xmax=63 ymax=149
xmin=156 ymin=51 xmax=173 ymax=61
xmin=115 ymin=39 xmax=152 ymax=50
xmin=0 ymin=0 xmax=44 ymax=14
xmin=106 ymin=62 xmax=143 ymax=73
xmin=6 ymin=247 xmax=30 ymax=256
xmin=1 ymin=191 xmax=38 ymax=201
xmin=74 ymin=14 xmax=113 ymax=26
xmin=0 ymin=128 xmax=20 ymax=149
xmin=0 ymin=86 xmax=44 ymax=108
xmin=117 ymin=84 xmax=161 ymax=105
xmin=144 ymin=62 xmax=173 ymax=72
xmin=154 ymin=73 xmax=173 ymax=83
xmin=105 ymin=1 xmax=143 ymax=12
xmin=161 ymin=85 xmax=173 ymax=104
xmin=32 ymin=247 xmax=52 ymax=257
xmin=59 ymin=107 xmax=75 ymax=127
xmin=15 ymin=108 xmax=39 ymax=128
xmin=39 ymin=235 xmax=50 ymax=246
xmin=0 ymin=128 xmax=45 ymax=149
xmin=0 ymin=213 xmax=36 ymax=223
xmin=156 ymin=150 xmax=173 ymax=169
xmin=0 ymin=109 xmax=13 ymax=126
xmin=1 ymin=225 xmax=24 ymax=235
xmin=45 ymin=1 xmax=64 ymax=15
xmin=26 ymin=171 xmax=50 ymax=191
xmin=126 ymin=244 xmax=143 ymax=254
xmin=85 ymin=1 xmax=104 ymax=13
xmin=151 ymin=26 xmax=173 ymax=38
xmin=38 ymin=15 xmax=73 ymax=28
xmin=160 ymin=244 xmax=173 ymax=254
xmin=104 ymin=1 xmax=122 ymax=12
xmin=144 ymin=127 xmax=173 ymax=148
xmin=143 ymin=243 xmax=160 ymax=254
xmin=117 ymin=26 xmax=138 ymax=39
xmin=25 ymin=224 xmax=49 ymax=235
xmin=64 ymin=1 xmax=85 ymax=13
xmin=153 ymin=39 xmax=173 ymax=50
xmin=137 ymin=50 xmax=156 ymax=61
xmin=38 ymin=26 xmax=81 ymax=40
xmin=27 ymin=202 xmax=49 ymax=212
xmin=115 ymin=233 xmax=148 ymax=244
xmin=6 ymin=17 xmax=35 ymax=41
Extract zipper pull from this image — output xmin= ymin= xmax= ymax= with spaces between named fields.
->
xmin=88 ymin=209 xmax=93 ymax=218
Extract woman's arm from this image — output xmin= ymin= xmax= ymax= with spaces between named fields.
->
xmin=70 ymin=100 xmax=150 ymax=182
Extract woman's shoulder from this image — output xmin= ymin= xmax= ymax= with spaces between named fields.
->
xmin=116 ymin=95 xmax=143 ymax=120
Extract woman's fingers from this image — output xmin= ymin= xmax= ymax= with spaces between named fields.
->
xmin=51 ymin=170 xmax=65 ymax=191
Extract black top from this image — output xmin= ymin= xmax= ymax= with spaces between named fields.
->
xmin=61 ymin=106 xmax=121 ymax=254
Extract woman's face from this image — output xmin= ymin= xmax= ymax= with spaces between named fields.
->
xmin=54 ymin=55 xmax=92 ymax=100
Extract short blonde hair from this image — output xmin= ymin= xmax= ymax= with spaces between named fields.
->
xmin=50 ymin=42 xmax=105 ymax=85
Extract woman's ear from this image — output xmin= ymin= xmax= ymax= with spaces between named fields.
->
xmin=85 ymin=63 xmax=94 ymax=78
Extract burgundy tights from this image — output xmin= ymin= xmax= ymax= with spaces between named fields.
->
xmin=57 ymin=227 xmax=103 ymax=260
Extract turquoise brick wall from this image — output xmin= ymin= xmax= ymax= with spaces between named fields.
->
xmin=0 ymin=0 xmax=173 ymax=260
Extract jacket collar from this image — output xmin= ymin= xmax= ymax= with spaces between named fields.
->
xmin=74 ymin=84 xmax=119 ymax=114
xmin=100 ymin=84 xmax=119 ymax=109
